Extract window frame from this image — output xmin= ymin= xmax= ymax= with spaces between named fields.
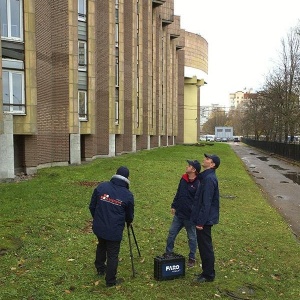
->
xmin=78 ymin=90 xmax=88 ymax=121
xmin=78 ymin=41 xmax=87 ymax=71
xmin=115 ymin=88 xmax=119 ymax=124
xmin=78 ymin=0 xmax=86 ymax=22
xmin=2 ymin=68 xmax=25 ymax=114
xmin=0 ymin=0 xmax=23 ymax=41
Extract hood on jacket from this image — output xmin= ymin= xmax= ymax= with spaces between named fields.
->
xmin=111 ymin=174 xmax=130 ymax=186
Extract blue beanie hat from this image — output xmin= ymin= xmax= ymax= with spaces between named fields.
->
xmin=116 ymin=166 xmax=129 ymax=178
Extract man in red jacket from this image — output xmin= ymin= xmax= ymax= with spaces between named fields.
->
xmin=164 ymin=160 xmax=201 ymax=267
xmin=89 ymin=166 xmax=134 ymax=287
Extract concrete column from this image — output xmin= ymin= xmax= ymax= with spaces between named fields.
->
xmin=132 ymin=135 xmax=137 ymax=152
xmin=109 ymin=133 xmax=116 ymax=157
xmin=0 ymin=114 xmax=15 ymax=179
xmin=70 ymin=133 xmax=81 ymax=165
xmin=147 ymin=135 xmax=151 ymax=150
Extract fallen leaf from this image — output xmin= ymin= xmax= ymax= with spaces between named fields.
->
xmin=271 ymin=274 xmax=281 ymax=280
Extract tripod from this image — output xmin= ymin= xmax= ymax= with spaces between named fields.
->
xmin=127 ymin=223 xmax=141 ymax=277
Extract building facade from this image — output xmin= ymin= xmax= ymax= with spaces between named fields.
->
xmin=0 ymin=0 xmax=207 ymax=179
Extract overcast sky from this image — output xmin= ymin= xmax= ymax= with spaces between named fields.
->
xmin=174 ymin=0 xmax=300 ymax=107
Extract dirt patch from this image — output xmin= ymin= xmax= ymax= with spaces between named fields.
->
xmin=77 ymin=181 xmax=102 ymax=187
xmin=82 ymin=220 xmax=93 ymax=234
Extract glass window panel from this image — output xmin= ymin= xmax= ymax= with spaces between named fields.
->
xmin=78 ymin=21 xmax=87 ymax=39
xmin=1 ymin=0 xmax=8 ymax=37
xmin=2 ymin=69 xmax=25 ymax=113
xmin=78 ymin=0 xmax=85 ymax=14
xmin=78 ymin=91 xmax=87 ymax=119
xmin=78 ymin=41 xmax=86 ymax=68
xmin=78 ymin=0 xmax=86 ymax=20
xmin=2 ymin=59 xmax=24 ymax=69
xmin=115 ymin=8 xmax=119 ymax=23
xmin=78 ymin=71 xmax=87 ymax=88
xmin=12 ymin=73 xmax=22 ymax=104
xmin=2 ymin=71 xmax=10 ymax=104
xmin=10 ymin=0 xmax=21 ymax=38
xmin=1 ymin=0 xmax=22 ymax=40
xmin=115 ymin=24 xmax=119 ymax=43
xmin=115 ymin=88 xmax=119 ymax=123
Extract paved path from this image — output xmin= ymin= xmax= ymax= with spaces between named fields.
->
xmin=230 ymin=142 xmax=300 ymax=240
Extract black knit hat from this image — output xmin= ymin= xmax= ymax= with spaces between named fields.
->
xmin=116 ymin=166 xmax=130 ymax=178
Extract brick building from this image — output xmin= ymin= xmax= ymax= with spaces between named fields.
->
xmin=0 ymin=0 xmax=208 ymax=179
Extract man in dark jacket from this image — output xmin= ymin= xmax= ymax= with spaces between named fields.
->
xmin=191 ymin=153 xmax=220 ymax=283
xmin=89 ymin=166 xmax=134 ymax=287
xmin=164 ymin=160 xmax=201 ymax=267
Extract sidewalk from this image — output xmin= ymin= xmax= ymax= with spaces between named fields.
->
xmin=230 ymin=142 xmax=300 ymax=240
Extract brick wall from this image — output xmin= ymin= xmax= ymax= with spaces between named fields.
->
xmin=24 ymin=0 xmax=70 ymax=166
xmin=94 ymin=0 xmax=110 ymax=155
xmin=177 ymin=49 xmax=185 ymax=144
xmin=122 ymin=0 xmax=134 ymax=153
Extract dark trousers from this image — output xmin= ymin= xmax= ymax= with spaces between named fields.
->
xmin=95 ymin=237 xmax=121 ymax=285
xmin=196 ymin=225 xmax=215 ymax=279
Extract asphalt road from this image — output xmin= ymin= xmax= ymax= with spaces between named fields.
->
xmin=230 ymin=142 xmax=300 ymax=240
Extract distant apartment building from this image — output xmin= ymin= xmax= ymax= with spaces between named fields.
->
xmin=229 ymin=91 xmax=245 ymax=109
xmin=0 ymin=0 xmax=208 ymax=179
xmin=199 ymin=103 xmax=226 ymax=135
xmin=200 ymin=106 xmax=211 ymax=133
xmin=229 ymin=89 xmax=254 ymax=109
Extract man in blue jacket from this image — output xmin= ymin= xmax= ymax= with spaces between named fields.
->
xmin=164 ymin=160 xmax=201 ymax=267
xmin=191 ymin=153 xmax=220 ymax=283
xmin=89 ymin=166 xmax=134 ymax=287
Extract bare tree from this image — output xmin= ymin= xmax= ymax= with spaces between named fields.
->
xmin=240 ymin=24 xmax=300 ymax=142
xmin=202 ymin=108 xmax=227 ymax=134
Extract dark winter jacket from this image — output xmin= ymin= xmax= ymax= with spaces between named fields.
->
xmin=89 ymin=175 xmax=134 ymax=241
xmin=171 ymin=173 xmax=200 ymax=219
xmin=191 ymin=169 xmax=219 ymax=226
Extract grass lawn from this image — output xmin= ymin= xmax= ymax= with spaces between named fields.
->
xmin=0 ymin=143 xmax=299 ymax=300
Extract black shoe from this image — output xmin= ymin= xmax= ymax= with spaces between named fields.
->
xmin=193 ymin=275 xmax=214 ymax=283
xmin=106 ymin=278 xmax=124 ymax=287
xmin=97 ymin=270 xmax=105 ymax=276
xmin=187 ymin=258 xmax=196 ymax=268
xmin=97 ymin=268 xmax=106 ymax=276
xmin=163 ymin=252 xmax=174 ymax=258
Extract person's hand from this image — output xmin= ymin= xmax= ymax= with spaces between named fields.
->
xmin=196 ymin=226 xmax=203 ymax=230
xmin=171 ymin=208 xmax=176 ymax=215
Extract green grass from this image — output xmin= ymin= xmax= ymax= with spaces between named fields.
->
xmin=0 ymin=144 xmax=299 ymax=300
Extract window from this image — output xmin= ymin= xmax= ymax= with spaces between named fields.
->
xmin=78 ymin=91 xmax=87 ymax=120
xmin=115 ymin=56 xmax=119 ymax=86
xmin=0 ymin=0 xmax=23 ymax=41
xmin=115 ymin=0 xmax=119 ymax=125
xmin=2 ymin=68 xmax=25 ymax=114
xmin=78 ymin=41 xmax=87 ymax=71
xmin=78 ymin=0 xmax=86 ymax=21
xmin=115 ymin=89 xmax=119 ymax=124
xmin=115 ymin=24 xmax=119 ymax=45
